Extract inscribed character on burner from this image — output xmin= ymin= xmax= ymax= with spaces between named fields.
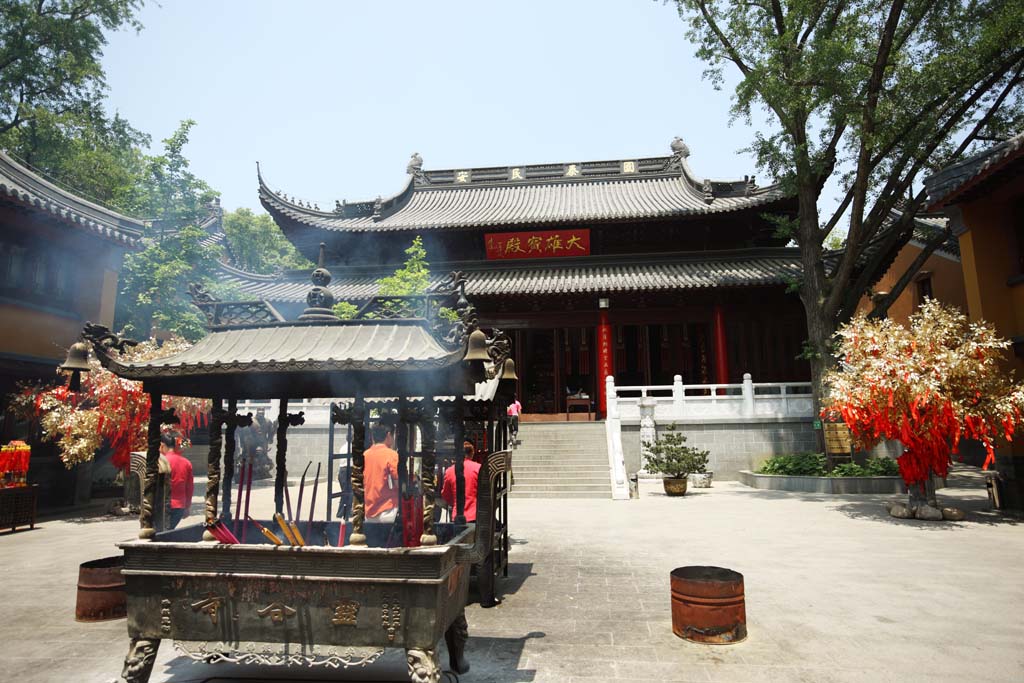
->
xmin=566 ymin=234 xmax=585 ymax=251
xmin=456 ymin=171 xmax=470 ymax=183
xmin=565 ymin=164 xmax=580 ymax=177
xmin=622 ymin=161 xmax=637 ymax=173
xmin=545 ymin=234 xmax=563 ymax=252
xmin=510 ymin=167 xmax=523 ymax=181
xmin=527 ymin=235 xmax=542 ymax=252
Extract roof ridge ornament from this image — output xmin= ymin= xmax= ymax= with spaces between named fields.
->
xmin=703 ymin=178 xmax=714 ymax=204
xmin=298 ymin=243 xmax=337 ymax=321
xmin=372 ymin=195 xmax=383 ymax=219
xmin=671 ymin=136 xmax=690 ymax=158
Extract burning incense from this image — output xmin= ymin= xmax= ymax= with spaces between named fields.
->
xmin=337 ymin=518 xmax=346 ymax=547
xmin=294 ymin=462 xmax=312 ymax=524
xmin=307 ymin=462 xmax=321 ymax=538
xmin=241 ymin=459 xmax=254 ymax=543
xmin=214 ymin=519 xmax=240 ymax=544
xmin=275 ymin=513 xmax=298 ymax=545
xmin=284 ymin=476 xmax=293 ymax=522
xmin=247 ymin=515 xmax=284 ymax=546
xmin=289 ymin=519 xmax=306 ymax=547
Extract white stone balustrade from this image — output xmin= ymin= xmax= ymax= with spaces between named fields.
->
xmin=608 ymin=373 xmax=813 ymax=424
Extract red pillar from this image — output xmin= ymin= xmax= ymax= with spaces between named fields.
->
xmin=597 ymin=304 xmax=613 ymax=417
xmin=712 ymin=302 xmax=729 ymax=385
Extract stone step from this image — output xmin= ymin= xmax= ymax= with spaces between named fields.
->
xmin=509 ymin=483 xmax=610 ymax=492
xmin=512 ymin=478 xmax=610 ymax=487
xmin=512 ymin=464 xmax=609 ymax=471
xmin=509 ymin=490 xmax=610 ymax=499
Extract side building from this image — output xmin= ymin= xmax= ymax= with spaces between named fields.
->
xmin=226 ymin=138 xmax=811 ymax=418
xmin=0 ymin=150 xmax=144 ymax=504
xmin=926 ymin=132 xmax=1024 ymax=510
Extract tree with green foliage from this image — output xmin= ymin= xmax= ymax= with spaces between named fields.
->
xmin=114 ymin=121 xmax=234 ymax=341
xmin=674 ymin=0 xmax=1024 ymax=405
xmin=222 ymin=208 xmax=312 ymax=274
xmin=333 ymin=236 xmax=432 ymax=319
xmin=0 ymin=0 xmax=143 ymax=135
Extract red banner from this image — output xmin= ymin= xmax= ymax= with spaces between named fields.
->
xmin=485 ymin=229 xmax=590 ymax=260
xmin=597 ymin=309 xmax=613 ymax=417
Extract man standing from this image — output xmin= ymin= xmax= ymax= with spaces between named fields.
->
xmin=364 ymin=423 xmax=399 ymax=532
xmin=159 ymin=433 xmax=194 ymax=529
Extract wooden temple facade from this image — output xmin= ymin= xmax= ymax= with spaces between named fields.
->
xmin=223 ymin=138 xmax=811 ymax=416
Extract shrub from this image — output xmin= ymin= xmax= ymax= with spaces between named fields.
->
xmin=756 ymin=453 xmax=826 ymax=476
xmin=642 ymin=425 xmax=710 ymax=478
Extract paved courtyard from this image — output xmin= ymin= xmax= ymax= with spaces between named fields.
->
xmin=1 ymin=467 xmax=1020 ymax=683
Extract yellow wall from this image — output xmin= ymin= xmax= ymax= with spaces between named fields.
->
xmin=856 ymin=243 xmax=967 ymax=326
xmin=0 ymin=303 xmax=83 ymax=362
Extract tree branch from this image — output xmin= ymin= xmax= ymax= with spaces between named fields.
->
xmin=867 ymin=222 xmax=952 ymax=319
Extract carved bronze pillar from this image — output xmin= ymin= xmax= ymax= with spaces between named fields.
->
xmin=349 ymin=397 xmax=368 ymax=546
xmin=453 ymin=396 xmax=466 ymax=526
xmin=139 ymin=392 xmax=163 ymax=539
xmin=220 ymin=399 xmax=238 ymax=520
xmin=204 ymin=399 xmax=226 ymax=541
xmin=274 ymin=400 xmax=288 ymax=514
xmin=419 ymin=403 xmax=438 ymax=546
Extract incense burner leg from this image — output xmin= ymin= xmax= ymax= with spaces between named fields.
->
xmin=349 ymin=403 xmax=368 ymax=546
xmin=139 ymin=393 xmax=162 ymax=539
xmin=118 ymin=637 xmax=160 ymax=683
xmin=420 ymin=414 xmax=438 ymax=546
xmin=406 ymin=647 xmax=441 ymax=683
xmin=444 ymin=610 xmax=470 ymax=674
xmin=204 ymin=400 xmax=226 ymax=541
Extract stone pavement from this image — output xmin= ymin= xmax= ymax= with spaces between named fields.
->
xmin=1 ymin=467 xmax=1021 ymax=682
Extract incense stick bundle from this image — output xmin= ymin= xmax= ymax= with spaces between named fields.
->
xmin=284 ymin=476 xmax=293 ymax=522
xmin=294 ymin=462 xmax=311 ymax=523
xmin=204 ymin=520 xmax=239 ymax=544
xmin=247 ymin=515 xmax=284 ymax=545
xmin=307 ymin=462 xmax=321 ymax=539
xmin=242 ymin=459 xmax=254 ymax=543
xmin=275 ymin=513 xmax=298 ymax=545
xmin=289 ymin=520 xmax=306 ymax=547
xmin=214 ymin=519 xmax=240 ymax=544
xmin=233 ymin=455 xmax=245 ymax=536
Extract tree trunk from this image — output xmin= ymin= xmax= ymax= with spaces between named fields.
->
xmin=908 ymin=475 xmax=937 ymax=509
xmin=795 ymin=184 xmax=835 ymax=413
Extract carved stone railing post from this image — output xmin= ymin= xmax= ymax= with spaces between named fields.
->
xmin=419 ymin=402 xmax=438 ymax=546
xmin=673 ymin=374 xmax=685 ymax=416
xmin=742 ymin=373 xmax=755 ymax=417
xmin=638 ymin=397 xmax=657 ymax=474
xmin=139 ymin=392 xmax=164 ymax=539
xmin=203 ymin=399 xmax=226 ymax=540
xmin=349 ymin=398 xmax=368 ymax=546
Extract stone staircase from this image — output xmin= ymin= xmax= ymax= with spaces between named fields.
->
xmin=510 ymin=422 xmax=611 ymax=498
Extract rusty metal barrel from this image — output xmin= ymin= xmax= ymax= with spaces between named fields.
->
xmin=75 ymin=556 xmax=126 ymax=622
xmin=670 ymin=565 xmax=746 ymax=644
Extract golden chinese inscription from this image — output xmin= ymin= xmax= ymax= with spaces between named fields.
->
xmin=565 ymin=164 xmax=580 ymax=177
xmin=380 ymin=592 xmax=401 ymax=642
xmin=622 ymin=160 xmax=637 ymax=173
xmin=190 ymin=595 xmax=224 ymax=626
xmin=455 ymin=170 xmax=470 ymax=183
xmin=257 ymin=602 xmax=297 ymax=624
xmin=510 ymin=167 xmax=523 ymax=180
xmin=331 ymin=599 xmax=360 ymax=626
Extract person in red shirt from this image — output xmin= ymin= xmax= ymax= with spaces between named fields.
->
xmin=441 ymin=442 xmax=481 ymax=522
xmin=364 ymin=424 xmax=399 ymax=525
xmin=159 ymin=433 xmax=194 ymax=529
xmin=506 ymin=396 xmax=522 ymax=439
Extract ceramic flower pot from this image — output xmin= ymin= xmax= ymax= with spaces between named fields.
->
xmin=663 ymin=476 xmax=688 ymax=496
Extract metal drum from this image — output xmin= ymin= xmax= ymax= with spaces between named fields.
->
xmin=76 ymin=555 xmax=126 ymax=622
xmin=670 ymin=565 xmax=746 ymax=644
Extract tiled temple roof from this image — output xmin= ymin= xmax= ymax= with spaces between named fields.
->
xmin=925 ymin=132 xmax=1024 ymax=210
xmin=218 ymin=250 xmax=805 ymax=303
xmin=0 ymin=150 xmax=145 ymax=248
xmin=258 ymin=137 xmax=789 ymax=233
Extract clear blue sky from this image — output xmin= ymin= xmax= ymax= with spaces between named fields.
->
xmin=100 ymin=0 xmax=778 ymax=214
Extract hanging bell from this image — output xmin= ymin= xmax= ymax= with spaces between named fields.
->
xmin=59 ymin=340 xmax=92 ymax=391
xmin=499 ymin=358 xmax=519 ymax=381
xmin=463 ymin=329 xmax=490 ymax=362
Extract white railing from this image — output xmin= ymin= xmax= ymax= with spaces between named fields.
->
xmin=608 ymin=373 xmax=813 ymax=423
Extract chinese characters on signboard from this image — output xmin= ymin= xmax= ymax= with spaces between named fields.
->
xmin=485 ymin=229 xmax=590 ymax=260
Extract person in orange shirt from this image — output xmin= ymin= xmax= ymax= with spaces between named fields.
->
xmin=364 ymin=423 xmax=399 ymax=526
xmin=159 ymin=433 xmax=194 ymax=529
xmin=441 ymin=441 xmax=481 ymax=522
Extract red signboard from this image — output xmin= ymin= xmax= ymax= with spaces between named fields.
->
xmin=485 ymin=229 xmax=590 ymax=260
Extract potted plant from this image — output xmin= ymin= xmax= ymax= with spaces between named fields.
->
xmin=642 ymin=425 xmax=710 ymax=496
